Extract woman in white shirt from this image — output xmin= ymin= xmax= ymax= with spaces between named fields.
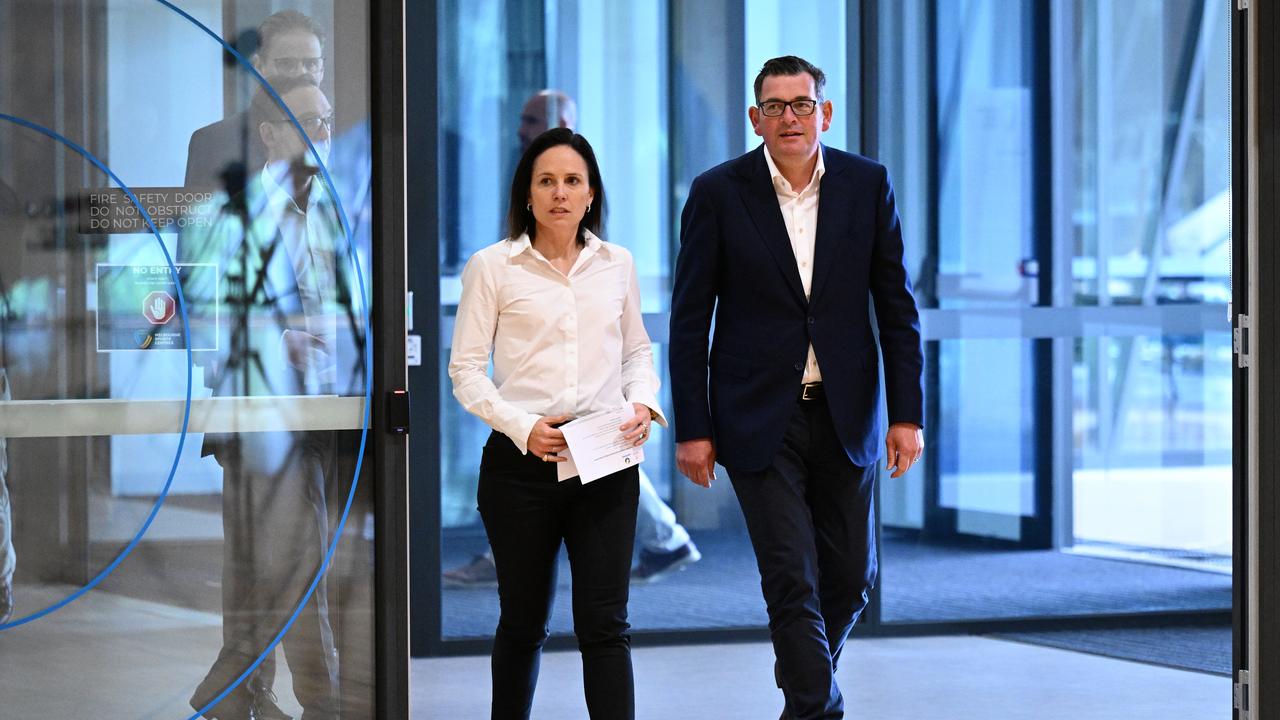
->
xmin=449 ymin=127 xmax=666 ymax=720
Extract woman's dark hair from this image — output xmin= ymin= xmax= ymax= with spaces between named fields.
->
xmin=506 ymin=127 xmax=606 ymax=243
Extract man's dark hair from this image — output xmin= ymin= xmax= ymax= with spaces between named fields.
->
xmin=258 ymin=9 xmax=326 ymax=54
xmin=506 ymin=128 xmax=606 ymax=243
xmin=249 ymin=75 xmax=321 ymax=131
xmin=753 ymin=55 xmax=826 ymax=103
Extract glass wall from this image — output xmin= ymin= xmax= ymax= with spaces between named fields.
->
xmin=876 ymin=0 xmax=1231 ymax=622
xmin=1066 ymin=0 xmax=1232 ymax=568
xmin=432 ymin=0 xmax=1230 ymax=642
xmin=0 ymin=1 xmax=380 ymax=716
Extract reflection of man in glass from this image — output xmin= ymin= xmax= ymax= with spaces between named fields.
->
xmin=0 ymin=365 xmax=11 ymax=626
xmin=0 ymin=178 xmax=18 ymax=625
xmin=182 ymin=75 xmax=348 ymax=720
xmin=185 ymin=10 xmax=326 ymax=193
xmin=444 ymin=89 xmax=702 ymax=587
xmin=0 ymin=368 xmax=10 ymax=626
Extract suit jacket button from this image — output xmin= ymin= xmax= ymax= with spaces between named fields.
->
xmin=807 ymin=317 xmax=815 ymax=325
xmin=794 ymin=362 xmax=803 ymax=372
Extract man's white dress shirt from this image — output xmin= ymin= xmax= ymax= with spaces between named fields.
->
xmin=763 ymin=145 xmax=825 ymax=384
xmin=449 ymin=230 xmax=667 ymax=455
xmin=263 ymin=166 xmax=341 ymax=391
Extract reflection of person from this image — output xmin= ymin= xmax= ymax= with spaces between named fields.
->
xmin=670 ymin=56 xmax=925 ymax=720
xmin=182 ymin=75 xmax=349 ymax=720
xmin=445 ymin=89 xmax=700 ymax=587
xmin=517 ymin=90 xmax=577 ymax=151
xmin=184 ymin=10 xmax=326 ymax=192
xmin=0 ymin=180 xmax=17 ymax=625
xmin=450 ymin=128 xmax=666 ymax=719
xmin=0 ymin=368 xmax=12 ymax=626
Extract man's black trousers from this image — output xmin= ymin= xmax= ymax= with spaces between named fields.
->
xmin=728 ymin=396 xmax=878 ymax=720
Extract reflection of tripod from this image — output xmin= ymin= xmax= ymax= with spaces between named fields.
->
xmin=192 ymin=427 xmax=340 ymax=720
xmin=191 ymin=197 xmax=340 ymax=719
xmin=215 ymin=192 xmax=289 ymax=398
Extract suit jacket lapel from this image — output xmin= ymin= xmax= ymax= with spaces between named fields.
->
xmin=738 ymin=148 xmax=808 ymax=307
xmin=809 ymin=147 xmax=846 ymax=304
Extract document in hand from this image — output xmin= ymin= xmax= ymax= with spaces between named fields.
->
xmin=557 ymin=405 xmax=645 ymax=484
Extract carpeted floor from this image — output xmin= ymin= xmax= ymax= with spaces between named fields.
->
xmin=442 ymin=528 xmax=1232 ymax=673
xmin=993 ymin=624 xmax=1232 ymax=676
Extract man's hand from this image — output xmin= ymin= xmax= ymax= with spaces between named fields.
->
xmin=885 ymin=423 xmax=923 ymax=478
xmin=283 ymin=329 xmax=330 ymax=370
xmin=527 ymin=415 xmax=572 ymax=462
xmin=676 ymin=438 xmax=717 ymax=488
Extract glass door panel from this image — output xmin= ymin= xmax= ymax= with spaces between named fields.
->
xmin=876 ymin=0 xmax=1232 ymax=623
xmin=0 ymin=1 xmax=380 ymax=716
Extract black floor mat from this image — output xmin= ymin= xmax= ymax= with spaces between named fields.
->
xmin=992 ymin=624 xmax=1231 ymax=676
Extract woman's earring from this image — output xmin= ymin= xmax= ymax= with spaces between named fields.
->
xmin=526 ymin=203 xmax=532 ymax=212
xmin=586 ymin=204 xmax=592 ymax=213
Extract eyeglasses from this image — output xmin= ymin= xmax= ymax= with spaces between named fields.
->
xmin=271 ymin=56 xmax=324 ymax=75
xmin=271 ymin=114 xmax=335 ymax=135
xmin=757 ymin=98 xmax=821 ymax=117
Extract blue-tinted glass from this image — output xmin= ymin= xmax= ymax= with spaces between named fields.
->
xmin=0 ymin=2 xmax=378 ymax=716
xmin=877 ymin=0 xmax=1231 ymax=625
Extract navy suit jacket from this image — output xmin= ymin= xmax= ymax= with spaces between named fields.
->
xmin=669 ymin=145 xmax=924 ymax=471
xmin=184 ymin=112 xmax=266 ymax=192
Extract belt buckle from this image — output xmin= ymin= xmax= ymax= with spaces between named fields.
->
xmin=801 ymin=383 xmax=818 ymax=401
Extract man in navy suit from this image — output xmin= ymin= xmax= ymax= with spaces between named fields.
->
xmin=670 ymin=56 xmax=925 ymax=720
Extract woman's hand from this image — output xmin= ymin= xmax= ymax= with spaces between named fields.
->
xmin=619 ymin=403 xmax=653 ymax=447
xmin=528 ymin=415 xmax=572 ymax=462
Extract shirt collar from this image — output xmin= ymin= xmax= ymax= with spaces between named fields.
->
xmin=507 ymin=228 xmax=611 ymax=261
xmin=259 ymin=162 xmax=326 ymax=216
xmin=763 ymin=144 xmax=826 ymax=195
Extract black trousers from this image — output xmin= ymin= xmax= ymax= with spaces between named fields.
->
xmin=477 ymin=431 xmax=639 ymax=720
xmin=192 ymin=430 xmax=341 ymax=719
xmin=728 ymin=398 xmax=878 ymax=720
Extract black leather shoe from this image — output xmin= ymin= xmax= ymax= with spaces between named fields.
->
xmin=0 ymin=576 xmax=12 ymax=624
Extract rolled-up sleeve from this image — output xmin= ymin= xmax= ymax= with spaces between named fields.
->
xmin=448 ymin=254 xmax=542 ymax=453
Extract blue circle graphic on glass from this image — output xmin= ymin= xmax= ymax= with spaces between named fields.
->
xmin=0 ymin=112 xmax=195 ymax=631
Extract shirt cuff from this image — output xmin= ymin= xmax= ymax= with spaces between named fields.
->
xmin=499 ymin=412 xmax=542 ymax=455
xmin=625 ymin=389 xmax=668 ymax=429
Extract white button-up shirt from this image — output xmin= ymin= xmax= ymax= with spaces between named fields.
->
xmin=262 ymin=166 xmax=340 ymax=390
xmin=449 ymin=230 xmax=667 ymax=454
xmin=764 ymin=145 xmax=825 ymax=384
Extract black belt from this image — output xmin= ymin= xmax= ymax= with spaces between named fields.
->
xmin=799 ymin=382 xmax=824 ymax=401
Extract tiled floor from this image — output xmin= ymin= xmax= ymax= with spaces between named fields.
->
xmin=411 ymin=636 xmax=1230 ymax=719
xmin=0 ymin=583 xmax=1229 ymax=719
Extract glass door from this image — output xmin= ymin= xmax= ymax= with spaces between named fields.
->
xmin=0 ymin=1 xmax=404 ymax=716
xmin=875 ymin=0 xmax=1233 ymax=625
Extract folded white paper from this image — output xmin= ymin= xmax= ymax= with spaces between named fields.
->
xmin=556 ymin=405 xmax=645 ymax=483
